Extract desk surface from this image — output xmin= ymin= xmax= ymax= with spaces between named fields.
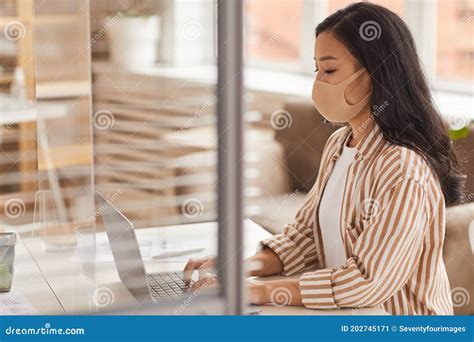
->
xmin=0 ymin=235 xmax=64 ymax=314
xmin=10 ymin=220 xmax=385 ymax=315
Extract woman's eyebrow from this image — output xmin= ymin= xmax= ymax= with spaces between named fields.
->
xmin=314 ymin=55 xmax=338 ymax=62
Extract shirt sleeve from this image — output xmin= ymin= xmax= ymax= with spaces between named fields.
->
xmin=259 ymin=216 xmax=319 ymax=276
xmin=298 ymin=177 xmax=427 ymax=309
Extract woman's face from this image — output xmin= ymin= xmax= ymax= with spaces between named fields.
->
xmin=314 ymin=32 xmax=371 ymax=105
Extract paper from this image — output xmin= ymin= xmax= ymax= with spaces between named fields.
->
xmin=0 ymin=291 xmax=38 ymax=315
xmin=71 ymin=234 xmax=206 ymax=263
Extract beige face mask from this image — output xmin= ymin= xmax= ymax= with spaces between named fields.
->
xmin=311 ymin=68 xmax=371 ymax=123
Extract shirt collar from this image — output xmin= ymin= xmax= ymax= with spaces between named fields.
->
xmin=333 ymin=121 xmax=384 ymax=161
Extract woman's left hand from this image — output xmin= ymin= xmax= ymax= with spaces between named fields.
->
xmin=190 ymin=276 xmax=302 ymax=306
xmin=251 ymin=279 xmax=302 ymax=306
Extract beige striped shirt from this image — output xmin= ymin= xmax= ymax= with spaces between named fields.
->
xmin=260 ymin=122 xmax=454 ymax=315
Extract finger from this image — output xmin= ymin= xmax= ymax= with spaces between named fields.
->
xmin=204 ymin=258 xmax=215 ymax=269
xmin=191 ymin=277 xmax=218 ymax=293
xmin=198 ymin=261 xmax=214 ymax=280
xmin=190 ymin=276 xmax=218 ymax=292
xmin=183 ymin=259 xmax=203 ymax=284
xmin=190 ymin=277 xmax=209 ymax=292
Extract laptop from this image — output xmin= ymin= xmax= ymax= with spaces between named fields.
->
xmin=96 ymin=192 xmax=195 ymax=302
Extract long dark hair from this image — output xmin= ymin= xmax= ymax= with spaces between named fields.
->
xmin=316 ymin=2 xmax=465 ymax=206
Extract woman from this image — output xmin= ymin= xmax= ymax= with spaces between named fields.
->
xmin=184 ymin=2 xmax=464 ymax=315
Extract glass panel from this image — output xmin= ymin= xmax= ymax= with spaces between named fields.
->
xmin=90 ymin=0 xmax=220 ymax=314
xmin=436 ymin=0 xmax=474 ymax=82
xmin=30 ymin=0 xmax=96 ymax=313
xmin=0 ymin=0 xmax=257 ymax=316
xmin=34 ymin=0 xmax=94 ymax=246
xmin=4 ymin=0 xmax=222 ymax=315
xmin=6 ymin=0 xmax=221 ymax=314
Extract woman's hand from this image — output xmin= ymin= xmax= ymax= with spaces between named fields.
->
xmin=188 ymin=276 xmax=302 ymax=307
xmin=246 ymin=248 xmax=284 ymax=277
xmin=183 ymin=256 xmax=215 ymax=285
xmin=182 ymin=249 xmax=295 ymax=305
xmin=247 ymin=279 xmax=302 ymax=306
xmin=188 ymin=276 xmax=269 ymax=304
xmin=247 ymin=279 xmax=269 ymax=305
xmin=182 ymin=247 xmax=283 ymax=285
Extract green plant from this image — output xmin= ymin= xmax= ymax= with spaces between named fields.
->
xmin=449 ymin=119 xmax=472 ymax=140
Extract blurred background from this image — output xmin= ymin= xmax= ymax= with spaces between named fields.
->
xmin=0 ymin=0 xmax=472 ymax=313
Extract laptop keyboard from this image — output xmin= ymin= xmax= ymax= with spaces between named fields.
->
xmin=146 ymin=271 xmax=192 ymax=300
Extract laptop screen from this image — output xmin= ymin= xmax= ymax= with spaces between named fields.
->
xmin=95 ymin=192 xmax=151 ymax=301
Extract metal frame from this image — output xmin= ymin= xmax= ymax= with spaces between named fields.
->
xmin=216 ymin=0 xmax=245 ymax=315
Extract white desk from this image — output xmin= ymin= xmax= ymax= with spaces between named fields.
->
xmin=0 ymin=235 xmax=64 ymax=314
xmin=13 ymin=220 xmax=385 ymax=315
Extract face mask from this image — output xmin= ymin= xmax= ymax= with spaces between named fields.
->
xmin=311 ymin=68 xmax=371 ymax=123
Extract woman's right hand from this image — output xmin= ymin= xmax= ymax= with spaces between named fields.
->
xmin=183 ymin=256 xmax=215 ymax=285
xmin=182 ymin=247 xmax=283 ymax=285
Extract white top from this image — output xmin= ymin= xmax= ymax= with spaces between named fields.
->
xmin=318 ymin=140 xmax=358 ymax=268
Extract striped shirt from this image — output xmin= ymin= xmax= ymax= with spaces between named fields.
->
xmin=260 ymin=122 xmax=454 ymax=315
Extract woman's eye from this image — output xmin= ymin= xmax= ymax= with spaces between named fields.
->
xmin=325 ymin=69 xmax=336 ymax=74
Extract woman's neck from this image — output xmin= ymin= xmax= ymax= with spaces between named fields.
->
xmin=347 ymin=109 xmax=374 ymax=148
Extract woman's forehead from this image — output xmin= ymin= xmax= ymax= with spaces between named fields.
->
xmin=314 ymin=32 xmax=349 ymax=59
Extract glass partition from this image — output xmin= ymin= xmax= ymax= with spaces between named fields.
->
xmin=0 ymin=0 xmax=255 ymax=316
xmin=30 ymin=0 xmax=96 ymax=312
xmin=20 ymin=0 xmax=228 ymax=315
